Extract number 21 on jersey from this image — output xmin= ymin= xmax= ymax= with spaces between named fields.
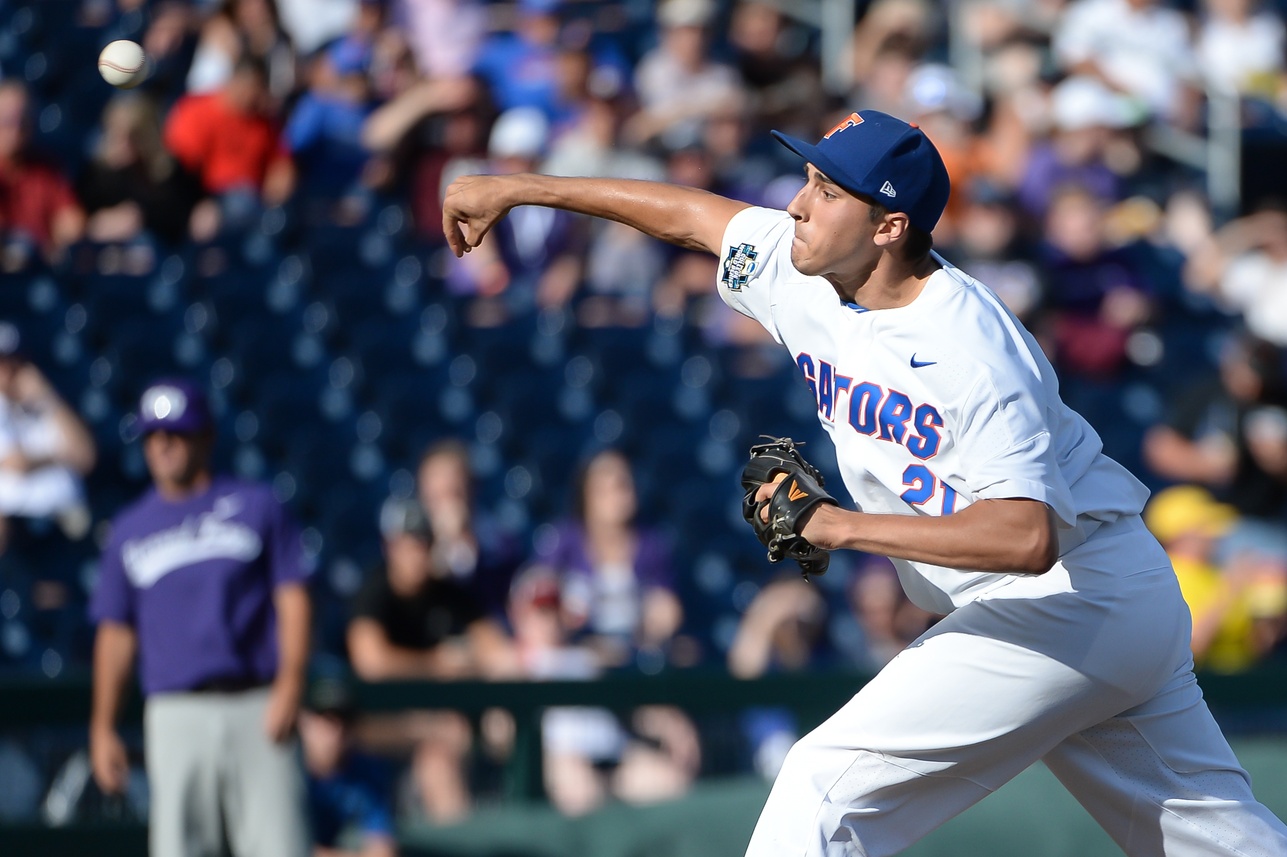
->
xmin=901 ymin=464 xmax=958 ymax=516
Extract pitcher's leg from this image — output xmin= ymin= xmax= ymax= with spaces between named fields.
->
xmin=743 ymin=624 xmax=1135 ymax=857
xmin=1044 ymin=670 xmax=1287 ymax=857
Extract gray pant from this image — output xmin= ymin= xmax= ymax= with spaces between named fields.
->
xmin=144 ymin=687 xmax=310 ymax=857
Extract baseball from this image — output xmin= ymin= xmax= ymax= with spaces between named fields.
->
xmin=98 ymin=40 xmax=148 ymax=89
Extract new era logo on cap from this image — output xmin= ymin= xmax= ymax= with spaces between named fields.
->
xmin=880 ymin=181 xmax=896 ymax=198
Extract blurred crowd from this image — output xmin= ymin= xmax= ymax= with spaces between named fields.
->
xmin=5 ymin=0 xmax=1287 ymax=847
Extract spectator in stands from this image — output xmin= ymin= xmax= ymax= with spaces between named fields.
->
xmin=346 ymin=496 xmax=514 ymax=822
xmin=536 ymin=448 xmax=683 ymax=670
xmin=360 ymin=65 xmax=484 ymax=244
xmin=348 ymin=496 xmax=513 ymax=681
xmin=416 ymin=439 xmax=524 ymax=617
xmin=187 ymin=0 xmax=296 ymax=103
xmin=1017 ymin=75 xmax=1130 ymax=221
xmin=1037 ymin=183 xmax=1154 ymax=379
xmin=835 ymin=556 xmax=939 ymax=673
xmin=395 ymin=0 xmax=486 ymax=83
xmin=508 ymin=563 xmax=700 ymax=815
xmin=89 ymin=378 xmax=312 ymax=857
xmin=76 ymin=93 xmax=204 ymax=248
xmin=471 ymin=0 xmax=565 ymax=119
xmin=940 ymin=179 xmax=1044 ymax=324
xmin=300 ymin=676 xmax=397 ymax=857
xmin=165 ymin=55 xmax=296 ymax=214
xmin=1053 ymin=0 xmax=1198 ymax=126
xmin=727 ymin=0 xmax=825 ymax=137
xmin=626 ymin=0 xmax=743 ymax=147
xmin=285 ymin=37 xmax=379 ymax=205
xmin=1196 ymin=0 xmax=1285 ymax=97
xmin=1185 ymin=202 xmax=1287 ymax=348
xmin=0 ymin=324 xmax=95 ymax=551
xmin=902 ymin=63 xmax=985 ymax=241
xmin=0 ymin=80 xmax=85 ymax=268
xmin=848 ymin=0 xmax=936 ymax=107
xmin=508 ymin=563 xmax=622 ymax=814
xmin=1143 ymin=331 xmax=1287 ymax=571
xmin=138 ymin=1 xmax=204 ymax=103
xmin=275 ymin=0 xmax=365 ymax=58
xmin=1144 ymin=485 xmax=1287 ymax=673
xmin=446 ymin=107 xmax=587 ymax=315
xmin=727 ymin=575 xmax=831 ymax=779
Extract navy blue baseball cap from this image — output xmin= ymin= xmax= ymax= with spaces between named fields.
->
xmin=137 ymin=379 xmax=212 ymax=435
xmin=772 ymin=110 xmax=951 ymax=233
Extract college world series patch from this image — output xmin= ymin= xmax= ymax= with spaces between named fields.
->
xmin=722 ymin=243 xmax=757 ymax=291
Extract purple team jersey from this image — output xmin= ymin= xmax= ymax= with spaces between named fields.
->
xmin=90 ymin=476 xmax=309 ymax=696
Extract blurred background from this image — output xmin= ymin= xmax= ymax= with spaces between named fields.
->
xmin=5 ymin=0 xmax=1287 ymax=854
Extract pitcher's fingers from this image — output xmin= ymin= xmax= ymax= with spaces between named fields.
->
xmin=442 ymin=212 xmax=466 ymax=257
xmin=754 ymin=472 xmax=788 ymax=503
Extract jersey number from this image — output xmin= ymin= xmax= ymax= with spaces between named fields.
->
xmin=900 ymin=464 xmax=958 ymax=515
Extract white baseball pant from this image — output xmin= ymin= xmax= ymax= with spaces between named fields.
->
xmin=744 ymin=517 xmax=1287 ymax=857
xmin=145 ymin=686 xmax=310 ymax=857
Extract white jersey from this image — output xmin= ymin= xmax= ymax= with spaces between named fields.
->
xmin=717 ymin=206 xmax=1151 ymax=614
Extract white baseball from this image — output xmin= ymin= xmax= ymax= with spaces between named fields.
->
xmin=98 ymin=40 xmax=148 ymax=89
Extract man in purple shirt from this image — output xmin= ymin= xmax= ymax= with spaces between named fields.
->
xmin=89 ymin=379 xmax=312 ymax=857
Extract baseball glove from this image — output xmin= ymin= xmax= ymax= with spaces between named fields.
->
xmin=741 ymin=436 xmax=837 ymax=578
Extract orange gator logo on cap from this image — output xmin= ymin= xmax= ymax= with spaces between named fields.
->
xmin=823 ymin=112 xmax=864 ymax=139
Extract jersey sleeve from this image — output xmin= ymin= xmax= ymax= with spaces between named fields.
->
xmin=954 ymin=372 xmax=1077 ymax=527
xmin=716 ymin=206 xmax=795 ymax=343
xmin=265 ymin=492 xmax=311 ymax=588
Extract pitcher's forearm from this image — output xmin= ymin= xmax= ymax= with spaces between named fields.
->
xmin=444 ymin=172 xmax=749 ymax=261
xmin=807 ymin=499 xmax=1058 ymax=574
xmin=513 ymin=174 xmax=746 ymax=252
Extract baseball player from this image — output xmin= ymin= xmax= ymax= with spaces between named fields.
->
xmin=442 ymin=111 xmax=1287 ymax=856
xmin=89 ymin=379 xmax=311 ymax=857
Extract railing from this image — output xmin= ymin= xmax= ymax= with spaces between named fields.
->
xmin=4 ymin=663 xmax=1287 ymax=799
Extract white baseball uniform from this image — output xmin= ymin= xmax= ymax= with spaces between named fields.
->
xmin=718 ymin=206 xmax=1287 ymax=857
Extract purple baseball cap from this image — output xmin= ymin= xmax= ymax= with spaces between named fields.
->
xmin=137 ymin=379 xmax=212 ymax=435
xmin=771 ymin=110 xmax=951 ymax=233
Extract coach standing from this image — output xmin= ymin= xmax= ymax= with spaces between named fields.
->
xmin=89 ymin=379 xmax=311 ymax=857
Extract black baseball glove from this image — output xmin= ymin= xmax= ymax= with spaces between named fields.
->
xmin=741 ymin=436 xmax=837 ymax=579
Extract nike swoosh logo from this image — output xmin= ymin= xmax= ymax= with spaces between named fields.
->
xmin=788 ymin=481 xmax=808 ymax=502
xmin=910 ymin=355 xmax=936 ymax=368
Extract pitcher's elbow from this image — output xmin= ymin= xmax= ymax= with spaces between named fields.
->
xmin=1020 ymin=529 xmax=1059 ymax=574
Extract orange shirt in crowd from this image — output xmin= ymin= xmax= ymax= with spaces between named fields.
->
xmin=164 ymin=93 xmax=290 ymax=195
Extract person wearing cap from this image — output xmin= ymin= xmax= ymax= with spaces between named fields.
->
xmin=1143 ymin=485 xmax=1287 ymax=674
xmin=626 ymin=0 xmax=743 ymax=147
xmin=346 ymin=495 xmax=514 ymax=822
xmin=443 ymin=109 xmax=1287 ymax=855
xmin=89 ymin=379 xmax=312 ymax=857
xmin=283 ymin=36 xmax=378 ymax=201
xmin=445 ymin=106 xmax=587 ymax=312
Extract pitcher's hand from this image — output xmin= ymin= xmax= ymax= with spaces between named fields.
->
xmin=442 ymin=174 xmax=519 ymax=257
